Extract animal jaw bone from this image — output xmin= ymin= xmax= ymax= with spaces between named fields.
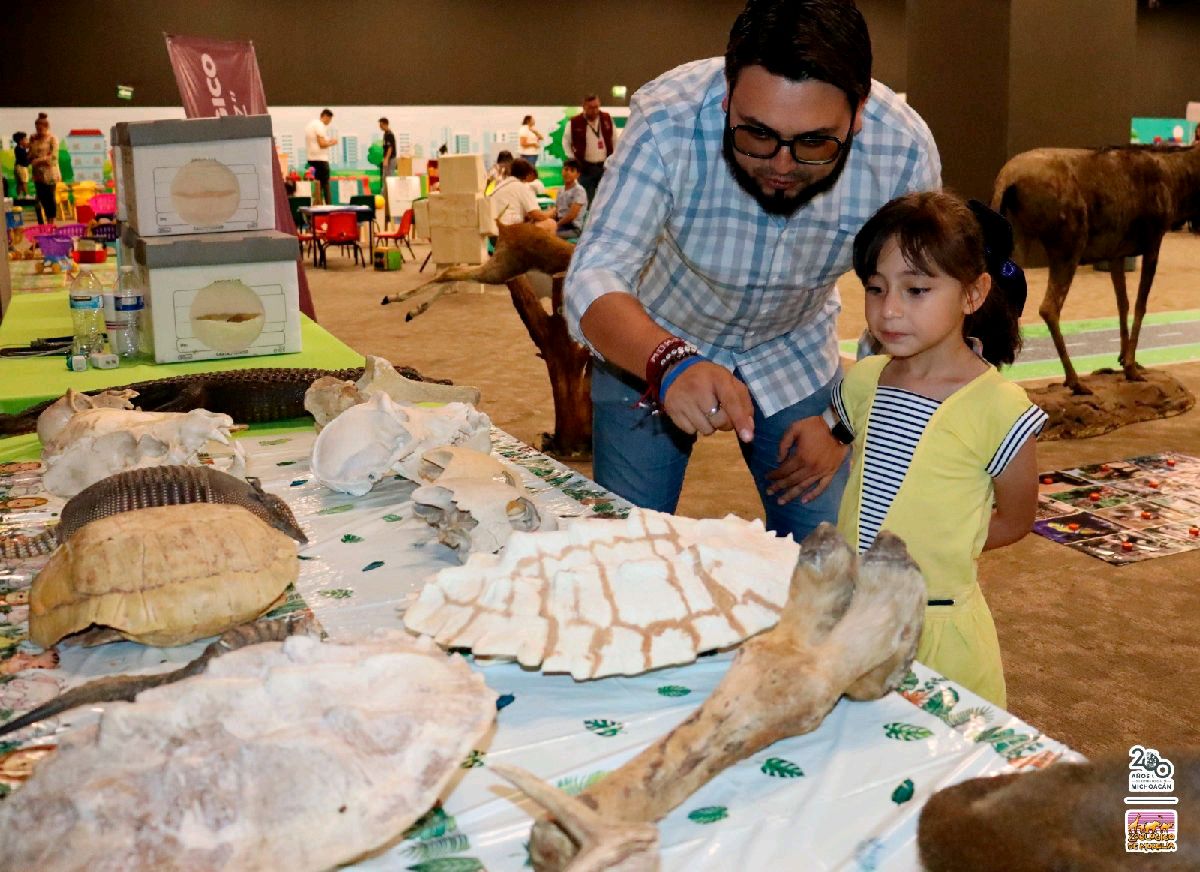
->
xmin=527 ymin=524 xmax=925 ymax=870
xmin=304 ymin=355 xmax=482 ymax=429
xmin=404 ymin=508 xmax=799 ymax=679
xmin=492 ymin=764 xmax=659 ymax=872
xmin=310 ymin=392 xmax=492 ymax=495
xmin=40 ymin=407 xmax=243 ymax=498
xmin=0 ymin=632 xmax=497 ymax=871
xmin=36 ymin=388 xmax=138 ymax=445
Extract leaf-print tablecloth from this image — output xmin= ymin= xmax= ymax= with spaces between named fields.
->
xmin=0 ymin=428 xmax=1078 ymax=870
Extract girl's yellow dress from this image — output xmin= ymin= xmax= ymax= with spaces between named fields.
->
xmin=835 ymin=355 xmax=1044 ymax=707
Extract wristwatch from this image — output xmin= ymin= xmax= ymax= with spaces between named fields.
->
xmin=821 ymin=406 xmax=855 ymax=446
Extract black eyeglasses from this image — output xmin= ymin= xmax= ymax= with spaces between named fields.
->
xmin=729 ymin=121 xmax=852 ymax=166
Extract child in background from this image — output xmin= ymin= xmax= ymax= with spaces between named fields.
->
xmin=828 ymin=191 xmax=1044 ymax=706
xmin=12 ymin=132 xmax=31 ymax=198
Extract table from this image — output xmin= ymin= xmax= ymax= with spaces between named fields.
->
xmin=0 ymin=428 xmax=1077 ymax=868
xmin=0 ymin=290 xmax=364 ymax=416
xmin=299 ymin=204 xmax=375 ymax=264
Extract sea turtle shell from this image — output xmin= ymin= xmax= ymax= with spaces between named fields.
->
xmin=30 ymin=503 xmax=298 ymax=648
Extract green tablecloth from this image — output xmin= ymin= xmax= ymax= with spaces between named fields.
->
xmin=0 ymin=291 xmax=363 ymax=415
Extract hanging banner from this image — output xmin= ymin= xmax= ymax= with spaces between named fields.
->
xmin=163 ymin=34 xmax=267 ymax=118
xmin=163 ymin=33 xmax=316 ymax=321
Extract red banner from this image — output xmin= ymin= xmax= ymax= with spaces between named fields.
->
xmin=164 ymin=34 xmax=268 ymax=118
xmin=163 ymin=34 xmax=316 ymax=321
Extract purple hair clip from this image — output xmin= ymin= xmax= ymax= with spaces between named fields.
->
xmin=1001 ymin=259 xmax=1019 ymax=278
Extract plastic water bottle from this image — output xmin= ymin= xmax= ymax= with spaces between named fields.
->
xmin=69 ymin=268 xmax=106 ymax=358
xmin=105 ymin=265 xmax=145 ymax=362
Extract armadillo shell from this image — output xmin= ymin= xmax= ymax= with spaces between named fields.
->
xmin=31 ymin=503 xmax=298 ymax=648
xmin=58 ymin=466 xmax=307 ymax=544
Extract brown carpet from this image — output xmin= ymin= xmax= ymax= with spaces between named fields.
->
xmin=309 ymin=232 xmax=1200 ymax=758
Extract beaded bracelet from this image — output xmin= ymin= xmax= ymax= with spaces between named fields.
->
xmin=637 ymin=336 xmax=701 ymax=410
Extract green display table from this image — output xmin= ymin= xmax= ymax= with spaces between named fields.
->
xmin=0 ymin=291 xmax=363 ymax=416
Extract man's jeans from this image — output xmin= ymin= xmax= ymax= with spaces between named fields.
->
xmin=591 ymin=359 xmax=848 ymax=541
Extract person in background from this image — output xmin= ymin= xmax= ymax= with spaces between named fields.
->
xmin=305 ymin=109 xmax=338 ymax=205
xmin=811 ymin=191 xmax=1043 ymax=706
xmin=489 ymin=158 xmax=555 ymax=232
xmin=563 ymin=94 xmax=616 ymax=203
xmin=379 ymin=117 xmax=396 ymax=181
xmin=487 ymin=150 xmax=514 ymax=192
xmin=551 ymin=158 xmax=588 ymax=240
xmin=564 ymin=0 xmax=939 ymax=542
xmin=519 ymin=114 xmax=545 ymax=166
xmin=28 ymin=114 xmax=60 ymax=223
xmin=12 ymin=132 xmax=31 ymax=198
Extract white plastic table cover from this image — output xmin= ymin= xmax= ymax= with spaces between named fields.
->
xmin=0 ymin=428 xmax=1079 ymax=871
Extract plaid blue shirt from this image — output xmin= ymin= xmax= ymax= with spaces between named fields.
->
xmin=565 ymin=58 xmax=941 ymax=416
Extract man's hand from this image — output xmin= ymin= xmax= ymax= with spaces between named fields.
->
xmin=661 ymin=361 xmax=754 ymax=443
xmin=766 ymin=416 xmax=849 ymax=505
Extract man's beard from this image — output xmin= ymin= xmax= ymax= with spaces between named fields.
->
xmin=722 ymin=123 xmax=854 ymax=217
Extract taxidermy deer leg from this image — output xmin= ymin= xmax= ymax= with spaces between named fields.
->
xmin=1124 ymin=237 xmax=1162 ymax=381
xmin=527 ymin=525 xmax=925 ymax=871
xmin=1110 ymin=258 xmax=1131 ymax=373
xmin=1040 ymin=260 xmax=1088 ymax=394
xmin=492 ymin=764 xmax=659 ymax=872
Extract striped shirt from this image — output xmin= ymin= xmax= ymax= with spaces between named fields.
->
xmin=565 ymin=58 xmax=941 ymax=416
xmin=836 ymin=384 xmax=1048 ymax=552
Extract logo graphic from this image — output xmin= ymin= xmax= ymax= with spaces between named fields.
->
xmin=1126 ymin=810 xmax=1178 ymax=853
xmin=1128 ymin=745 xmax=1175 ymax=793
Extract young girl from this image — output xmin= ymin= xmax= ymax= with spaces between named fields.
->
xmin=831 ymin=190 xmax=1045 ymax=707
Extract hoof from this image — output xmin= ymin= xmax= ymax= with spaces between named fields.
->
xmin=380 ymin=296 xmax=390 ymax=305
xmin=1067 ymin=382 xmax=1094 ymax=396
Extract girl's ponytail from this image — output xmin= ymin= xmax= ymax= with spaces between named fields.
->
xmin=965 ymin=199 xmax=1027 ymax=366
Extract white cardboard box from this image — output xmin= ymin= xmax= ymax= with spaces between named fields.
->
xmin=123 ymin=227 xmax=301 ymax=363
xmin=437 ymin=154 xmax=486 ymax=194
xmin=429 ymin=225 xmax=488 ymax=264
xmin=112 ymin=115 xmax=276 ymax=237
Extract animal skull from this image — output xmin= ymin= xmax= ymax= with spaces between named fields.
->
xmin=303 ymin=356 xmax=482 ymax=430
xmin=36 ymin=389 xmax=139 ymax=446
xmin=310 ymin=393 xmax=492 ymax=495
xmin=41 ymin=407 xmax=242 ymax=497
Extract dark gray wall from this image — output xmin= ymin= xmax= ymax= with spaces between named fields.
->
xmin=1008 ymin=0 xmax=1136 ymax=155
xmin=0 ymin=1 xmax=906 ymax=108
xmin=905 ymin=0 xmax=1012 ymax=202
xmin=858 ymin=0 xmax=908 ymax=93
xmin=1135 ymin=0 xmax=1200 ymax=118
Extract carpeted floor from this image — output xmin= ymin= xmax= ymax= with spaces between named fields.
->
xmin=307 ymin=231 xmax=1200 ymax=758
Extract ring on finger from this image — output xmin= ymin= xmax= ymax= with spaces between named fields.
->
xmin=706 ymin=403 xmax=721 ymax=418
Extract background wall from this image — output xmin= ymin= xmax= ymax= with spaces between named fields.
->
xmin=1135 ymin=0 xmax=1200 ymax=118
xmin=0 ymin=1 xmax=909 ymax=109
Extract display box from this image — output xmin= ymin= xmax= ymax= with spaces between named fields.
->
xmin=122 ymin=226 xmax=301 ymax=363
xmin=112 ymin=115 xmax=276 ymax=237
xmin=429 ymin=225 xmax=488 ymax=265
xmin=436 ymin=155 xmax=486 ymax=194
xmin=429 ymin=193 xmax=486 ymax=229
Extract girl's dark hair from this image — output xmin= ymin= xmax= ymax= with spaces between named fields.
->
xmin=12 ymin=132 xmax=27 ymax=145
xmin=522 ymin=115 xmax=534 ymax=125
xmin=725 ymin=0 xmax=872 ymax=108
xmin=852 ymin=190 xmax=1028 ymax=366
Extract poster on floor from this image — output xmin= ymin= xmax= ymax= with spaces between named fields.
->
xmin=1033 ymin=452 xmax=1200 ymax=564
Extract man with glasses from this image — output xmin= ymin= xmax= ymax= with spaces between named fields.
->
xmin=565 ymin=0 xmax=940 ymax=541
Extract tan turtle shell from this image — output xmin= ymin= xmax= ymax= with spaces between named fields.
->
xmin=30 ymin=503 xmax=298 ymax=648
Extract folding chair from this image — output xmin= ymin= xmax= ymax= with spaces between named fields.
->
xmin=374 ymin=208 xmax=416 ymax=261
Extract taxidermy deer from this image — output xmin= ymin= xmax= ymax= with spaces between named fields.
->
xmin=992 ymin=143 xmax=1200 ymax=394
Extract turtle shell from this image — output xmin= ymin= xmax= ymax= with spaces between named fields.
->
xmin=30 ymin=503 xmax=297 ymax=648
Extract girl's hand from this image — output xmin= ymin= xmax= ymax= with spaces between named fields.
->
xmin=767 ymin=417 xmax=849 ymax=505
xmin=661 ymin=361 xmax=754 ymax=443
